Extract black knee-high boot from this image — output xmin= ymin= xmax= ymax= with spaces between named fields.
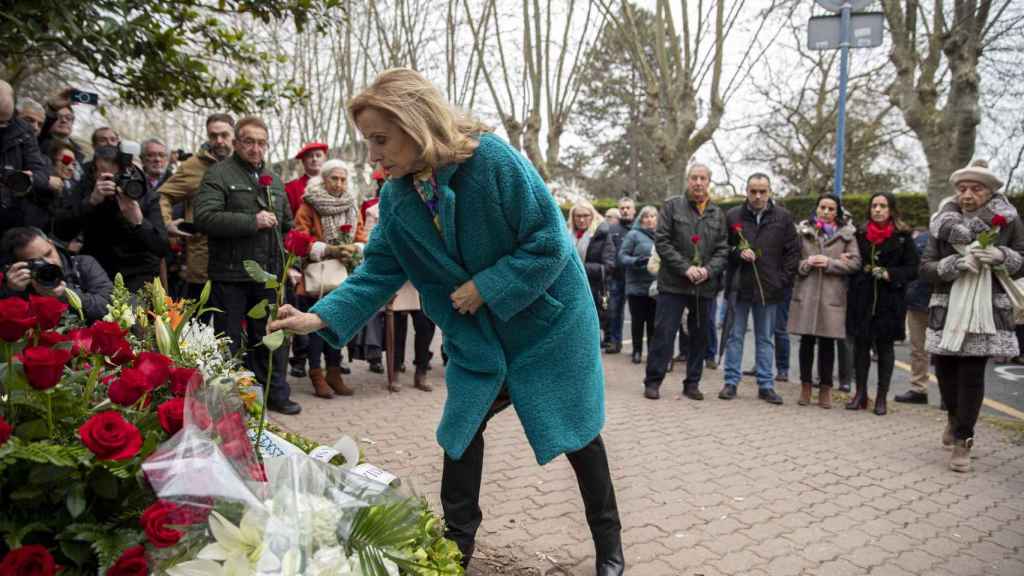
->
xmin=566 ymin=434 xmax=625 ymax=576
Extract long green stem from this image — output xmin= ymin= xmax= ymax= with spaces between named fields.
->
xmin=82 ymin=355 xmax=102 ymax=410
xmin=46 ymin=392 xmax=53 ymax=438
xmin=3 ymin=342 xmax=14 ymax=420
xmin=254 ymin=254 xmax=294 ymax=463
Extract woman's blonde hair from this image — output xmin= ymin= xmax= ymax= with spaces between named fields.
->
xmin=348 ymin=68 xmax=492 ymax=168
xmin=566 ymin=201 xmax=603 ymax=234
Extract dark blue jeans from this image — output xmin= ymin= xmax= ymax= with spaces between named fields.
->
xmin=606 ymin=279 xmax=626 ymax=344
xmin=645 ymin=292 xmax=711 ymax=392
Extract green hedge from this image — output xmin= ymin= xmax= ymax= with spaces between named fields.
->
xmin=566 ymin=194 xmax=1024 ymax=229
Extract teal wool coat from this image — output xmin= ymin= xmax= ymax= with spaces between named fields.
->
xmin=310 ymin=134 xmax=604 ymax=465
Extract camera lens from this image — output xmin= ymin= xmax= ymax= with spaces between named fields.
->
xmin=29 ymin=261 xmax=63 ymax=289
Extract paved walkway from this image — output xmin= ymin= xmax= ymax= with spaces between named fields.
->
xmin=278 ymin=339 xmax=1024 ymax=576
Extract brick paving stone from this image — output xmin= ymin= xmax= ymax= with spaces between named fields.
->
xmin=276 ymin=336 xmax=1024 ymax=576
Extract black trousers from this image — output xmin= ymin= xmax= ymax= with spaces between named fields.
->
xmin=211 ymin=281 xmax=290 ymax=404
xmin=392 ymin=310 xmax=436 ymax=370
xmin=645 ymin=292 xmax=710 ymax=391
xmin=800 ymin=335 xmax=836 ymax=387
xmin=933 ymin=355 xmax=987 ymax=440
xmin=627 ymin=295 xmax=656 ymax=354
xmin=853 ymin=337 xmax=894 ymax=390
xmin=441 ymin=388 xmax=620 ymax=563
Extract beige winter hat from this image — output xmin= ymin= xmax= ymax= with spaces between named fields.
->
xmin=950 ymin=159 xmax=1004 ymax=191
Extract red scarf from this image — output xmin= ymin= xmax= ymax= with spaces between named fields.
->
xmin=866 ymin=220 xmax=894 ymax=246
xmin=575 ymin=228 xmax=586 ymax=240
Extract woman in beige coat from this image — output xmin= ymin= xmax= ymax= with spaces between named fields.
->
xmin=788 ymin=195 xmax=861 ymax=408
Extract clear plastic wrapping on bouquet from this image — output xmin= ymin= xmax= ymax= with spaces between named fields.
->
xmin=141 ymin=375 xmax=434 ymax=576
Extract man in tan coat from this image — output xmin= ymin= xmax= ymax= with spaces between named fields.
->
xmin=159 ymin=113 xmax=235 ymax=300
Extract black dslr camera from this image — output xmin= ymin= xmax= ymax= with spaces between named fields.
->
xmin=96 ymin=142 xmax=146 ymax=200
xmin=1 ymin=259 xmax=63 ymax=289
xmin=0 ymin=167 xmax=32 ymax=197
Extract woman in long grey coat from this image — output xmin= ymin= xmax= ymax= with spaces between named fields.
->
xmin=921 ymin=160 xmax=1024 ymax=473
xmin=788 ymin=194 xmax=861 ymax=408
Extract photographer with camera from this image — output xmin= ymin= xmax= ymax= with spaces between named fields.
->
xmin=1 ymin=227 xmax=112 ymax=322
xmin=74 ymin=144 xmax=168 ymax=291
xmin=37 ymin=88 xmax=91 ymax=167
xmin=0 ymin=80 xmax=56 ymax=238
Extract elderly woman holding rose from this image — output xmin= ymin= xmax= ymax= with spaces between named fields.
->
xmin=292 ymin=159 xmax=368 ymax=399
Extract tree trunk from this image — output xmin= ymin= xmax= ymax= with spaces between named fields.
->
xmin=523 ymin=110 xmax=548 ymax=181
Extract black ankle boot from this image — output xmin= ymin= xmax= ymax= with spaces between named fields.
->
xmin=845 ymin=381 xmax=868 ymax=410
xmin=567 ymin=435 xmax=624 ymax=576
xmin=874 ymin=385 xmax=889 ymax=415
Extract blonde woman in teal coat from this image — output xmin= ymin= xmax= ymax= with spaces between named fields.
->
xmin=269 ymin=68 xmax=623 ymax=575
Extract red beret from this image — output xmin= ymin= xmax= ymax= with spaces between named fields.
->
xmin=294 ymin=142 xmax=328 ymax=159
xmin=371 ymin=168 xmax=388 ymax=181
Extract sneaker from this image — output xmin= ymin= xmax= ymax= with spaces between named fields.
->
xmin=289 ymin=364 xmax=307 ymax=378
xmin=838 ymin=382 xmax=851 ymax=393
xmin=894 ymin=390 xmax=928 ymax=404
xmin=705 ymin=359 xmax=718 ymax=370
xmin=368 ymin=361 xmax=384 ymax=374
xmin=644 ymin=387 xmax=660 ymax=400
xmin=758 ymin=388 xmax=784 ymax=405
xmin=682 ymin=388 xmax=704 ymax=401
xmin=775 ymin=373 xmax=789 ymax=383
xmin=718 ymin=385 xmax=737 ymax=400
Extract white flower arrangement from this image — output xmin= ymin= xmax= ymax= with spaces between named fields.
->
xmin=178 ymin=318 xmax=239 ymax=378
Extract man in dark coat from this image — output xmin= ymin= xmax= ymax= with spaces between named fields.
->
xmin=644 ymin=163 xmax=729 ymax=400
xmin=195 ymin=116 xmax=298 ymax=416
xmin=72 ymin=145 xmax=168 ymax=291
xmin=719 ymin=173 xmax=800 ymax=404
xmin=895 ymin=230 xmax=932 ymax=403
xmin=0 ymin=80 xmax=55 ymax=239
xmin=603 ymin=197 xmax=635 ymax=353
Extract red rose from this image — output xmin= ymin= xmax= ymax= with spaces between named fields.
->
xmin=283 ymin=229 xmax=316 ymax=258
xmin=108 ymin=368 xmax=154 ymax=406
xmin=186 ymin=399 xmax=212 ymax=429
xmin=61 ymin=154 xmax=74 ymax=166
xmin=340 ymin=224 xmax=353 ymax=234
xmin=106 ymin=545 xmax=147 ymax=576
xmin=690 ymin=234 xmax=701 ymax=245
xmin=79 ymin=411 xmax=143 ymax=461
xmin=258 ymin=174 xmax=273 ymax=187
xmin=68 ymin=327 xmax=93 ymax=356
xmin=0 ymin=298 xmax=36 ymax=342
xmin=732 ymin=223 xmax=743 ymax=233
xmin=88 ymin=321 xmax=128 ymax=357
xmin=109 ymin=339 xmax=136 ymax=366
xmin=157 ymin=398 xmax=185 ymax=435
xmin=992 ymin=214 xmax=1008 ymax=228
xmin=135 ymin=352 xmax=173 ymax=388
xmin=216 ymin=412 xmax=250 ymax=459
xmin=37 ymin=330 xmax=71 ymax=348
xmin=0 ymin=545 xmax=59 ymax=576
xmin=140 ymin=501 xmax=184 ymax=548
xmin=249 ymin=461 xmax=267 ymax=482
xmin=168 ymin=367 xmax=202 ymax=397
xmin=18 ymin=346 xmax=72 ymax=390
xmin=0 ymin=415 xmax=12 ymax=446
xmin=29 ymin=294 xmax=68 ymax=330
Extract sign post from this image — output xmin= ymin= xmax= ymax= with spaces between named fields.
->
xmin=810 ymin=0 xmax=880 ymax=198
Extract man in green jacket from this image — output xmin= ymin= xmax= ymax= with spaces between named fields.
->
xmin=194 ymin=116 xmax=300 ymax=415
xmin=643 ymin=163 xmax=730 ymax=401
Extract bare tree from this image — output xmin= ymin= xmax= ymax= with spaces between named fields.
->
xmin=882 ymin=0 xmax=1022 ymax=209
xmin=594 ymin=0 xmax=783 ymax=197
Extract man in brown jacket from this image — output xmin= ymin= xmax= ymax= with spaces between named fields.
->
xmin=159 ymin=113 xmax=235 ymax=300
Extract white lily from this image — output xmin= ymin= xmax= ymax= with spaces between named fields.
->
xmin=197 ymin=509 xmax=268 ymax=569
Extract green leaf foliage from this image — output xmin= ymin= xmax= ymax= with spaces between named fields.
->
xmin=243 ymin=260 xmax=276 ymax=284
xmin=248 ymin=299 xmax=269 ymax=320
xmin=261 ymin=330 xmax=285 ymax=351
xmin=2 ymin=0 xmax=345 ymax=111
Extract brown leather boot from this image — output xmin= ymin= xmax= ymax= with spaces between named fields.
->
xmin=326 ymin=367 xmax=354 ymax=396
xmin=818 ymin=385 xmax=832 ymax=409
xmin=309 ymin=368 xmax=333 ymax=399
xmin=413 ymin=369 xmax=433 ymax=391
xmin=798 ymin=382 xmax=812 ymax=406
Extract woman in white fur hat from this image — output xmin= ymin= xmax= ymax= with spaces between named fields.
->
xmin=921 ymin=159 xmax=1024 ymax=472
